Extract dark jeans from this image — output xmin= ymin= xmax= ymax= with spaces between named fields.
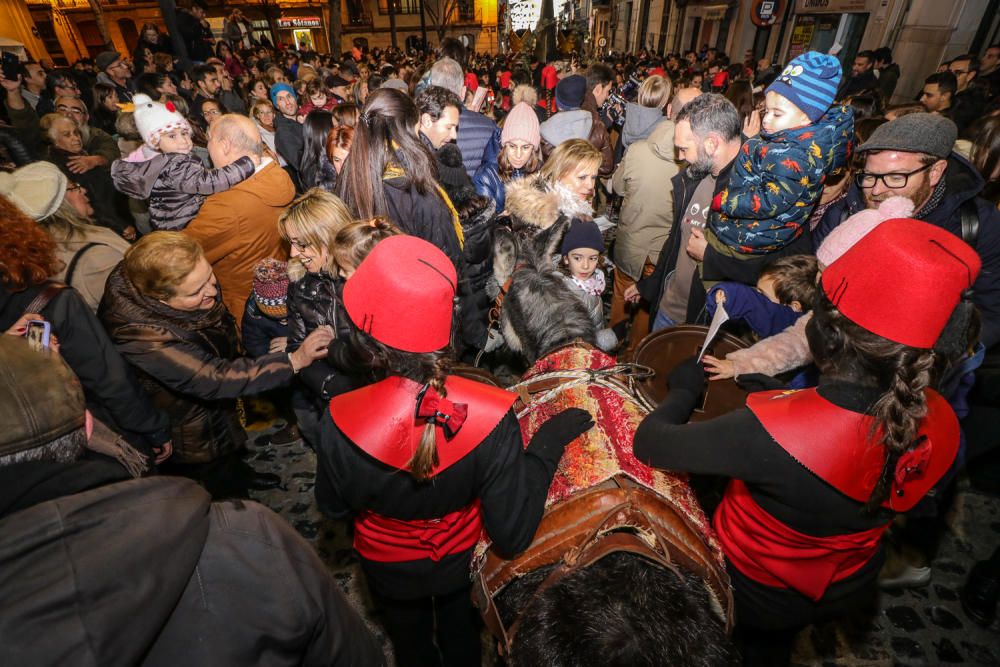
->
xmin=372 ymin=587 xmax=482 ymax=667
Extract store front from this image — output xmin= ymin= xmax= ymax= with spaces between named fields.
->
xmin=786 ymin=0 xmax=870 ymax=68
xmin=276 ymin=16 xmax=328 ymax=52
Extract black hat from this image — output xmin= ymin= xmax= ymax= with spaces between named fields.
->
xmin=560 ymin=218 xmax=605 ymax=255
xmin=555 ymin=75 xmax=587 ymax=110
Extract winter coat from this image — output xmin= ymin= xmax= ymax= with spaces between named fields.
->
xmin=813 ymin=152 xmax=1000 ymax=350
xmin=837 ymin=69 xmax=878 ymax=100
xmin=473 ymin=163 xmax=527 ymax=214
xmin=726 ymin=314 xmax=813 ymax=379
xmin=877 ymin=63 xmax=901 ymax=102
xmin=382 ymin=167 xmax=463 ymax=267
xmin=558 ymin=271 xmax=617 ymax=351
xmin=99 ymin=265 xmax=295 ymax=464
xmin=50 ymin=224 xmax=131 ymax=312
xmin=539 ymin=109 xmax=614 ymax=176
xmin=458 ymin=107 xmax=502 ymax=178
xmin=95 ymin=71 xmax=133 ymax=103
xmin=0 ymin=282 xmax=171 ymax=453
xmin=48 ymin=147 xmax=132 ymax=236
xmin=503 ymin=173 xmax=593 ymax=256
xmin=0 ymin=463 xmax=384 ymax=666
xmin=176 ymin=9 xmax=214 ymax=62
xmin=112 ymin=151 xmax=255 ymax=230
xmin=711 ymin=104 xmax=854 ymax=254
xmin=275 ymin=114 xmax=305 ymax=178
xmin=611 ymin=118 xmax=681 ymax=280
xmin=621 ymin=103 xmax=667 ymax=149
xmin=184 ymin=159 xmax=293 ymax=325
xmin=240 ymin=296 xmax=288 ymax=358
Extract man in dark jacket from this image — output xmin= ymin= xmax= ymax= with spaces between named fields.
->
xmin=176 ymin=0 xmax=215 ymax=64
xmin=837 ymin=50 xmax=879 ymax=100
xmin=271 ymin=82 xmax=304 ymax=187
xmin=813 ymin=113 xmax=1000 ymax=351
xmin=873 ymin=47 xmax=900 ymax=102
xmin=0 ymin=336 xmax=384 ymax=667
xmin=428 ymin=57 xmax=501 ymax=177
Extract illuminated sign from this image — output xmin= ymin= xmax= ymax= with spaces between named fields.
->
xmin=277 ymin=17 xmax=322 ymax=29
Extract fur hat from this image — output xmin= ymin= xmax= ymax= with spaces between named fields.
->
xmin=0 ymin=336 xmax=84 ymax=460
xmin=821 ymin=218 xmax=980 ymax=348
xmin=252 ymin=258 xmax=289 ymax=320
xmin=555 ymin=75 xmax=587 ymax=110
xmin=816 ymin=196 xmax=914 ymax=267
xmin=560 ymin=218 xmax=605 ymax=255
xmin=132 ymin=94 xmax=191 ymax=148
xmin=0 ymin=161 xmax=67 ymax=221
xmin=343 ymin=236 xmax=457 ymax=353
xmin=501 ymin=102 xmax=541 ymax=148
xmin=766 ymin=51 xmax=842 ymax=123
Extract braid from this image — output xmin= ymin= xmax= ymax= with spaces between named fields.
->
xmin=865 ymin=348 xmax=934 ymax=511
xmin=407 ymin=355 xmax=452 ymax=482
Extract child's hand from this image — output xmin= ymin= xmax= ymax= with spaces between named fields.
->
xmin=743 ymin=110 xmax=761 ymax=138
xmin=702 ymin=355 xmax=735 ymax=380
xmin=714 ymin=289 xmax=726 ymax=305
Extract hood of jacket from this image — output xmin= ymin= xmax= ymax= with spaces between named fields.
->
xmin=0 ymin=467 xmax=210 ymax=666
xmin=111 ymin=153 xmax=172 ymax=199
xmin=935 ymin=151 xmax=987 ymax=218
xmin=622 ymin=103 xmax=667 ymax=148
xmin=539 ymin=109 xmax=594 ymax=147
xmin=100 ymin=263 xmax=231 ymax=336
xmin=505 ymin=173 xmax=593 ymax=230
xmin=647 ymin=118 xmax=679 ymax=162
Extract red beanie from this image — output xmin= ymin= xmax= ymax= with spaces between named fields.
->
xmin=342 ymin=235 xmax=457 ymax=353
xmin=821 ymin=218 xmax=981 ymax=348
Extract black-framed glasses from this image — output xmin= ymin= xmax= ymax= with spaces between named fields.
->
xmin=855 ymin=163 xmax=933 ymax=189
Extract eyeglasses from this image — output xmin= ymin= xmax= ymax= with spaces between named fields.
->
xmin=288 ymin=238 xmax=312 ymax=252
xmin=855 ymin=163 xmax=934 ymax=189
xmin=57 ymin=104 xmax=86 ymax=116
xmin=203 ymin=108 xmax=222 ymax=117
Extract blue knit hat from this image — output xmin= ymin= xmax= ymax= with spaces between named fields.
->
xmin=555 ymin=75 xmax=587 ymax=111
xmin=766 ymin=51 xmax=842 ymax=123
xmin=560 ymin=218 xmax=605 ymax=255
xmin=269 ymin=82 xmax=296 ymax=107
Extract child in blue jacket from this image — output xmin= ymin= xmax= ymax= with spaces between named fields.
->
xmin=707 ymin=51 xmax=853 ymax=277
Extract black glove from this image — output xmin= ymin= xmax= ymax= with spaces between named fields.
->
xmin=734 ymin=373 xmax=785 ymax=393
xmin=668 ymin=356 xmax=707 ymax=398
xmin=526 ymin=407 xmax=595 ymax=462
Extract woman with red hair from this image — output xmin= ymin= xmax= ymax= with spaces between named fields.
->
xmin=0 ymin=194 xmax=172 ymax=468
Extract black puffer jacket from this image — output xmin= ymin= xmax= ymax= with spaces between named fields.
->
xmin=99 ymin=265 xmax=295 ymax=464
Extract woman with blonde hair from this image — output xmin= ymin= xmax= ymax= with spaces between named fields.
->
xmin=277 ymin=188 xmax=357 ymax=445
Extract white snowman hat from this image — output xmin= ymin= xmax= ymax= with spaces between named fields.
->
xmin=132 ymin=93 xmax=191 ymax=147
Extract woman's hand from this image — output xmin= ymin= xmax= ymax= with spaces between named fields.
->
xmin=5 ymin=313 xmax=42 ymax=336
xmin=268 ymin=336 xmax=288 ymax=353
xmin=66 ymin=154 xmax=108 ymax=174
xmin=289 ymin=325 xmax=334 ymax=372
xmin=702 ymin=354 xmax=735 ymax=380
xmin=623 ymin=284 xmax=642 ymax=303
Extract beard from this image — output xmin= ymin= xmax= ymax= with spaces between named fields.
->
xmin=864 ymin=176 xmax=933 ymax=211
xmin=686 ymin=144 xmax=715 ymax=178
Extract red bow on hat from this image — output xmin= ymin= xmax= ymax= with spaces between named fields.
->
xmin=416 ymin=386 xmax=468 ymax=439
xmin=892 ymin=436 xmax=933 ymax=497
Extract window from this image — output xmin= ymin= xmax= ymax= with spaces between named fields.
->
xmin=458 ymin=0 xmax=475 ymax=21
xmin=378 ymin=0 xmax=421 ymax=15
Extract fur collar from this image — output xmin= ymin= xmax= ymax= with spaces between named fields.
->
xmin=505 ymin=174 xmax=593 ymax=230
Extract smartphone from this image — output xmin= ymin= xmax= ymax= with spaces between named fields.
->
xmin=25 ymin=320 xmax=51 ymax=351
xmin=2 ymin=52 xmax=20 ymax=82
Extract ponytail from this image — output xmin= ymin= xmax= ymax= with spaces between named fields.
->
xmin=407 ymin=356 xmax=451 ymax=481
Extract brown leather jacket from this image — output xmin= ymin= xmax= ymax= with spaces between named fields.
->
xmin=99 ymin=265 xmax=295 ymax=464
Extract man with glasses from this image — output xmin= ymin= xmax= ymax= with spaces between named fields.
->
xmin=95 ymin=51 xmax=134 ymax=103
xmin=947 ymin=54 xmax=987 ymax=133
xmin=814 ymin=112 xmax=1000 ymax=351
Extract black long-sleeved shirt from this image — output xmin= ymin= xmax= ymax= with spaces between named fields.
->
xmin=316 ymin=410 xmax=560 ymax=600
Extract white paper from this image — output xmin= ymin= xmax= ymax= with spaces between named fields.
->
xmin=829 ymin=42 xmax=843 ymax=56
xmin=593 ymin=215 xmax=615 ymax=232
xmin=697 ymin=302 xmax=729 ymax=362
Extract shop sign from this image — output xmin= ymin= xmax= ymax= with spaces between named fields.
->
xmin=751 ymin=0 xmax=784 ymax=27
xmin=704 ymin=6 xmax=728 ymax=21
xmin=795 ymin=0 xmax=868 ymax=12
xmin=277 ymin=17 xmax=322 ymax=29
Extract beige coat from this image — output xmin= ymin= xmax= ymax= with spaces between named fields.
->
xmin=611 ymin=118 xmax=681 ymax=280
xmin=184 ymin=159 xmax=292 ymax=326
xmin=51 ymin=225 xmax=131 ymax=312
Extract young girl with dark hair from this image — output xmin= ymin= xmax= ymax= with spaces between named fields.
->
xmin=297 ymin=110 xmax=335 ymax=192
xmin=317 ymin=235 xmax=593 ymax=666
xmin=634 ymin=218 xmax=980 ymax=665
xmin=336 ymin=88 xmax=463 ymax=265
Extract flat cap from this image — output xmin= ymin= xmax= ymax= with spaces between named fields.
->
xmin=858 ymin=112 xmax=957 ymax=159
xmin=95 ymin=50 xmax=121 ymax=71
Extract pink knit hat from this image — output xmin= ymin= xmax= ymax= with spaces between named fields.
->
xmin=501 ymin=102 xmax=541 ymax=148
xmin=816 ymin=195 xmax=914 ymax=267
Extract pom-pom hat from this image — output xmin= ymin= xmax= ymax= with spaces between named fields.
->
xmin=252 ymin=258 xmax=289 ymax=319
xmin=766 ymin=51 xmax=842 ymax=123
xmin=132 ymin=93 xmax=191 ymax=148
xmin=821 ymin=218 xmax=981 ymax=348
xmin=343 ymin=235 xmax=457 ymax=353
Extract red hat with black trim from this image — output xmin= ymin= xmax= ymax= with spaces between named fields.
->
xmin=342 ymin=235 xmax=457 ymax=353
xmin=821 ymin=218 xmax=981 ymax=348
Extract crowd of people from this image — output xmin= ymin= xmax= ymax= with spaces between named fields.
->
xmin=1 ymin=2 xmax=999 ymax=663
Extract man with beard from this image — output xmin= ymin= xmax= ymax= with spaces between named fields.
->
xmin=814 ymin=113 xmax=1000 ymax=351
xmin=628 ymin=93 xmax=743 ymax=330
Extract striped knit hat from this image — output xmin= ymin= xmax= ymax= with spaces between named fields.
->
xmin=766 ymin=51 xmax=842 ymax=123
xmin=252 ymin=258 xmax=289 ymax=320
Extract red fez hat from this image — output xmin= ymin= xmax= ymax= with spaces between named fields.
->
xmin=821 ymin=218 xmax=980 ymax=348
xmin=343 ymin=235 xmax=457 ymax=353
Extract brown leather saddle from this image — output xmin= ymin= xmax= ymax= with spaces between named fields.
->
xmin=633 ymin=325 xmax=749 ymax=421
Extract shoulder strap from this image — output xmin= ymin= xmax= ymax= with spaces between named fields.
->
xmin=64 ymin=242 xmax=101 ymax=287
xmin=960 ymin=200 xmax=979 ymax=247
xmin=23 ymin=282 xmax=66 ymax=315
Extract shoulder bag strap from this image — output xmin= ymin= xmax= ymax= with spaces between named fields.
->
xmin=960 ymin=200 xmax=980 ymax=247
xmin=23 ymin=282 xmax=66 ymax=315
xmin=63 ymin=242 xmax=101 ymax=288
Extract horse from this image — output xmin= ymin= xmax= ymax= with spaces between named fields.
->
xmin=468 ymin=214 xmax=740 ymax=665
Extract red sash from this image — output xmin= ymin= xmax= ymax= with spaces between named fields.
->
xmin=355 ymin=501 xmax=484 ymax=563
xmin=713 ymin=387 xmax=959 ymax=600
xmin=330 ymin=375 xmax=516 ymax=563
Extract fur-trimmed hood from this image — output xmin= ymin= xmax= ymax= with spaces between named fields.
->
xmin=504 ymin=174 xmax=593 ymax=230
